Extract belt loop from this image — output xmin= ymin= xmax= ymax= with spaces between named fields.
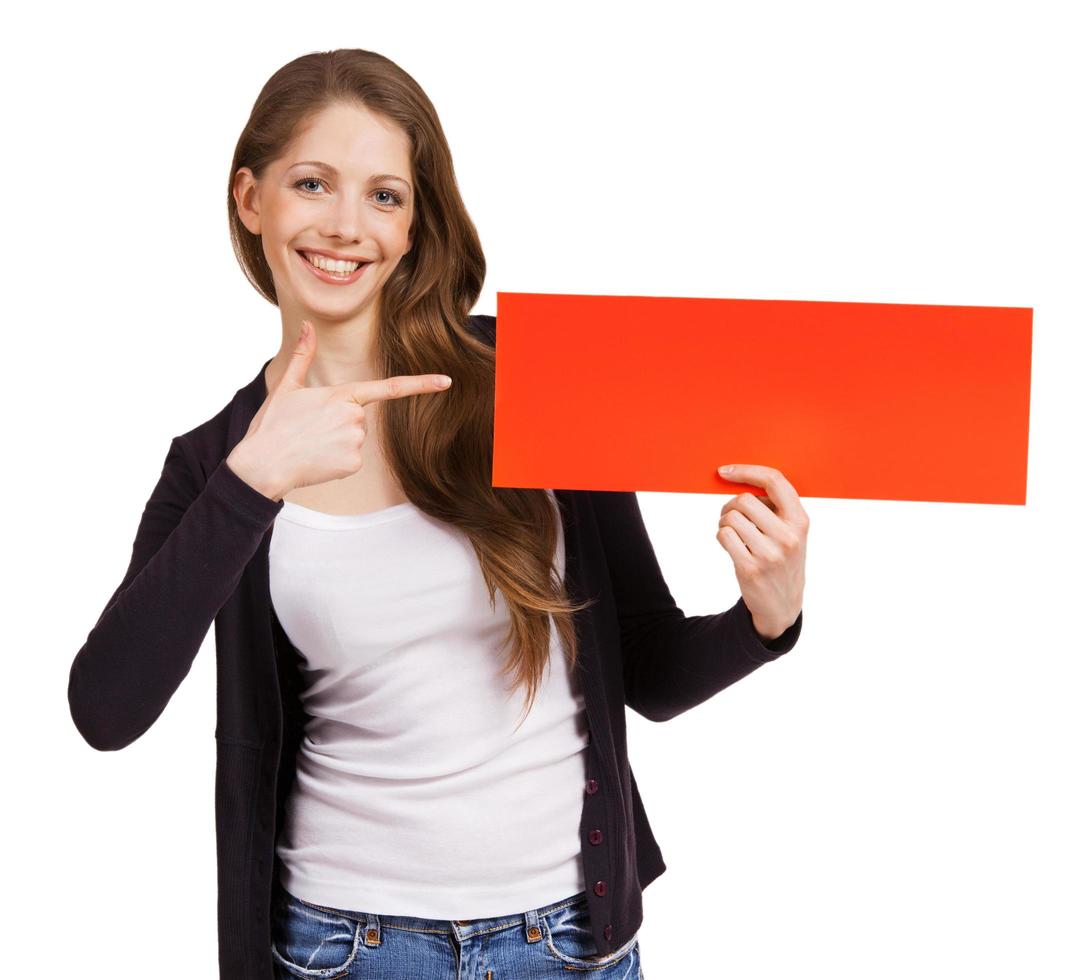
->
xmin=524 ymin=907 xmax=543 ymax=944
xmin=363 ymin=912 xmax=382 ymax=946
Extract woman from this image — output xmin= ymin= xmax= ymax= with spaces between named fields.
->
xmin=68 ymin=49 xmax=808 ymax=979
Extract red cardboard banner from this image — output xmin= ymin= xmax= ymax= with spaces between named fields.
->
xmin=492 ymin=292 xmax=1032 ymax=505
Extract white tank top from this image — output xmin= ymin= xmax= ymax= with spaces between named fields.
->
xmin=269 ymin=489 xmax=589 ymax=917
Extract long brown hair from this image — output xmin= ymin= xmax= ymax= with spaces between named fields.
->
xmin=226 ymin=49 xmax=595 ymax=724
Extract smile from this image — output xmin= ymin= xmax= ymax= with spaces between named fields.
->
xmin=296 ymin=249 xmax=371 ymax=284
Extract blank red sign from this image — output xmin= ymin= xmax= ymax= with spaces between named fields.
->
xmin=492 ymin=292 xmax=1032 ymax=505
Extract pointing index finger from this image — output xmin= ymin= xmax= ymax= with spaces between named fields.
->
xmin=349 ymin=373 xmax=452 ymax=406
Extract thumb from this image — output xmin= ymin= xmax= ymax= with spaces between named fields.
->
xmin=278 ymin=320 xmax=316 ymax=392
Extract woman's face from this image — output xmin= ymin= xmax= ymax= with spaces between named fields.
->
xmin=235 ymin=101 xmax=415 ymax=320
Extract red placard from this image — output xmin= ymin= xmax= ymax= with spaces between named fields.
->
xmin=492 ymin=292 xmax=1032 ymax=505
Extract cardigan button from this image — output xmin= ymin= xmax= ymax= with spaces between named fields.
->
xmin=585 ymin=778 xmax=599 ymax=794
xmin=604 ymin=924 xmax=613 ymax=942
xmin=593 ymin=880 xmax=607 ymax=897
xmin=588 ymin=828 xmax=603 ymax=845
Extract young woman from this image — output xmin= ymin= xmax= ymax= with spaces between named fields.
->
xmin=68 ymin=49 xmax=808 ymax=979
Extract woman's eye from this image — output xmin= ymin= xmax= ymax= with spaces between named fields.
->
xmin=294 ymin=178 xmax=404 ymax=208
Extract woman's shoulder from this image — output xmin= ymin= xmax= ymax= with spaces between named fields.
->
xmin=466 ymin=313 xmax=496 ymax=348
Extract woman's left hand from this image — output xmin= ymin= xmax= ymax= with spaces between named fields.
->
xmin=716 ymin=463 xmax=809 ymax=643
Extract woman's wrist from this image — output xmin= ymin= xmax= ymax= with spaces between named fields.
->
xmin=226 ymin=443 xmax=285 ymax=501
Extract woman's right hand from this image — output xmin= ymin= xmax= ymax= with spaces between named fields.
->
xmin=226 ymin=320 xmax=453 ymax=500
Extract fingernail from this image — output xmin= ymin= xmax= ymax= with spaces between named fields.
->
xmin=435 ymin=375 xmax=452 ymax=387
xmin=719 ymin=465 xmax=734 ymax=475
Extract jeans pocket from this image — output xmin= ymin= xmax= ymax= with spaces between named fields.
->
xmin=542 ymin=896 xmax=640 ymax=970
xmin=270 ymin=887 xmax=363 ymax=979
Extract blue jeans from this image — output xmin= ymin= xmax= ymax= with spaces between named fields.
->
xmin=270 ymin=878 xmax=644 ymax=978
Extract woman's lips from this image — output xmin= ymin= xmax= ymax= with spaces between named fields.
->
xmin=296 ymin=249 xmax=371 ymax=284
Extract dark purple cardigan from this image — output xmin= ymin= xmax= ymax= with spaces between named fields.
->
xmin=68 ymin=314 xmax=802 ymax=977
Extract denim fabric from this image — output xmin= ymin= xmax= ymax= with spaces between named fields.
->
xmin=270 ymin=879 xmax=644 ymax=978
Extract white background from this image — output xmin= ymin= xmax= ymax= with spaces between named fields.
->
xmin=5 ymin=0 xmax=1086 ymax=976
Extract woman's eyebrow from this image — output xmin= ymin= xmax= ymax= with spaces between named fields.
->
xmin=289 ymin=160 xmax=411 ymax=189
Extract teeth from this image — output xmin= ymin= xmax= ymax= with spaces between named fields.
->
xmin=302 ymin=251 xmax=364 ymax=275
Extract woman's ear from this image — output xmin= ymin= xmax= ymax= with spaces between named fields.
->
xmin=233 ymin=167 xmax=262 ymax=236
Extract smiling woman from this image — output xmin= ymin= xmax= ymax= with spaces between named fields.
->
xmin=68 ymin=45 xmax=802 ymax=980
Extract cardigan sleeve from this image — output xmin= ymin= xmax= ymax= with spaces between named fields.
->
xmin=589 ymin=490 xmax=802 ymax=723
xmin=67 ymin=435 xmax=284 ymax=751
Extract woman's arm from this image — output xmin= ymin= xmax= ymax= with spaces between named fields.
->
xmin=590 ymin=490 xmax=802 ymax=723
xmin=67 ymin=435 xmax=283 ymax=751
